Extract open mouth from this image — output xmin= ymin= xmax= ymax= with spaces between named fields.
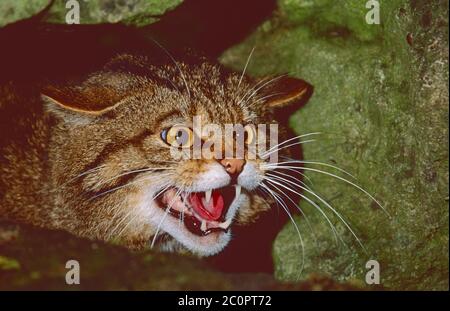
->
xmin=156 ymin=185 xmax=241 ymax=236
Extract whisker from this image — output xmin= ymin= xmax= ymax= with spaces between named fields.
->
xmin=260 ymin=182 xmax=305 ymax=277
xmin=267 ymin=166 xmax=315 ymax=186
xmin=261 ymin=132 xmax=322 ymax=157
xmin=264 ymin=176 xmax=365 ymax=251
xmin=86 ymin=172 xmax=174 ymax=201
xmin=96 ymin=167 xmax=175 ymax=187
xmin=267 ymin=159 xmax=356 ymax=179
xmin=107 ymin=184 xmax=172 ymax=239
xmin=237 ymin=74 xmax=289 ymax=107
xmin=264 ymin=174 xmax=342 ymax=245
xmin=235 ymin=46 xmax=255 ymax=100
xmin=263 ymin=165 xmax=389 ymax=216
xmin=46 ymin=165 xmax=106 ymax=193
xmin=261 ymin=180 xmax=318 ymax=244
xmin=251 ymin=92 xmax=286 ymax=105
xmin=150 ymin=38 xmax=191 ymax=100
xmin=261 ymin=139 xmax=317 ymax=159
xmin=269 ymin=170 xmax=313 ymax=191
xmin=150 ymin=187 xmax=183 ymax=248
xmin=162 ymin=77 xmax=190 ymax=109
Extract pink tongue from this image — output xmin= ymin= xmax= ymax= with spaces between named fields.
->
xmin=189 ymin=190 xmax=224 ymax=221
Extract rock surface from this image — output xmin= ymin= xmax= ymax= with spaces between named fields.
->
xmin=221 ymin=0 xmax=449 ymax=290
xmin=0 ymin=0 xmax=182 ymax=26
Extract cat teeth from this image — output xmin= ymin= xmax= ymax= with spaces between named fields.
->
xmin=201 ymin=219 xmax=207 ymax=231
xmin=219 ymin=218 xmax=232 ymax=230
xmin=205 ymin=189 xmax=212 ymax=203
xmin=235 ymin=185 xmax=241 ymax=199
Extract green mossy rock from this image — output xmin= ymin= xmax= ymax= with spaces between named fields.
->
xmin=0 ymin=0 xmax=50 ymax=27
xmin=221 ymin=0 xmax=448 ymax=290
xmin=46 ymin=0 xmax=183 ymax=25
xmin=0 ymin=0 xmax=182 ymax=26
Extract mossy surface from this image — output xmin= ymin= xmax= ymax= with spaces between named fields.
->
xmin=0 ymin=0 xmax=182 ymax=26
xmin=0 ymin=0 xmax=49 ymax=27
xmin=46 ymin=0 xmax=182 ymax=25
xmin=221 ymin=0 xmax=448 ymax=290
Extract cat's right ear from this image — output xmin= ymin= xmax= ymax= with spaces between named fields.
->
xmin=41 ymin=85 xmax=124 ymax=124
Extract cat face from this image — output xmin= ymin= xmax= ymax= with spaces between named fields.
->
xmin=42 ymin=54 xmax=312 ymax=256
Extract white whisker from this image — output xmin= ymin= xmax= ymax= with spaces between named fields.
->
xmin=150 ymin=187 xmax=183 ymax=248
xmin=263 ymin=165 xmax=389 ymax=216
xmin=264 ymin=174 xmax=342 ymax=246
xmin=262 ymin=180 xmax=318 ymax=244
xmin=264 ymin=176 xmax=365 ymax=251
xmin=235 ymin=46 xmax=255 ymax=100
xmin=86 ymin=172 xmax=174 ymax=201
xmin=260 ymin=182 xmax=305 ymax=277
xmin=261 ymin=132 xmax=322 ymax=157
xmin=261 ymin=139 xmax=317 ymax=159
xmin=150 ymin=38 xmax=191 ymax=100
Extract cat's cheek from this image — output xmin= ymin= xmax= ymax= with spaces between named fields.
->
xmin=237 ymin=161 xmax=264 ymax=190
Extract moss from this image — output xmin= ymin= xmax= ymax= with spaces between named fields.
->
xmin=45 ymin=0 xmax=182 ymax=25
xmin=0 ymin=256 xmax=21 ymax=271
xmin=221 ymin=0 xmax=448 ymax=290
xmin=0 ymin=0 xmax=182 ymax=26
xmin=0 ymin=0 xmax=49 ymax=27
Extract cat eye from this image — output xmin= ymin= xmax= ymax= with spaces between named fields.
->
xmin=161 ymin=125 xmax=194 ymax=148
xmin=243 ymin=124 xmax=256 ymax=145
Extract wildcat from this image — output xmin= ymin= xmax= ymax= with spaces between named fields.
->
xmin=0 ymin=52 xmax=313 ymax=257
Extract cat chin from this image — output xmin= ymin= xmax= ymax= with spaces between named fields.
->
xmin=158 ymin=221 xmax=232 ymax=257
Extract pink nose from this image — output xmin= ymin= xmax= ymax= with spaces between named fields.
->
xmin=220 ymin=158 xmax=245 ymax=175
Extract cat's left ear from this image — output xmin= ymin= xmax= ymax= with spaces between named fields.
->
xmin=261 ymin=76 xmax=313 ymax=110
xmin=41 ymin=84 xmax=125 ymax=124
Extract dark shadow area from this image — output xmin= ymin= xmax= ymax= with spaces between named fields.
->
xmin=0 ymin=0 xmax=277 ymax=82
xmin=144 ymin=0 xmax=277 ymax=58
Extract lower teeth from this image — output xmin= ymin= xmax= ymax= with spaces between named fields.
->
xmin=218 ymin=218 xmax=232 ymax=230
xmin=201 ymin=220 xmax=207 ymax=231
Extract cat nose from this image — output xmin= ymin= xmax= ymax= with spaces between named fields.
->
xmin=220 ymin=158 xmax=245 ymax=176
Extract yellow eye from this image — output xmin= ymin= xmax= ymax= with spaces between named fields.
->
xmin=161 ymin=125 xmax=194 ymax=148
xmin=244 ymin=124 xmax=256 ymax=145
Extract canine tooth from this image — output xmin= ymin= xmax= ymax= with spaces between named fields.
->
xmin=219 ymin=218 xmax=232 ymax=229
xmin=235 ymin=185 xmax=241 ymax=199
xmin=205 ymin=189 xmax=212 ymax=203
xmin=201 ymin=220 xmax=207 ymax=231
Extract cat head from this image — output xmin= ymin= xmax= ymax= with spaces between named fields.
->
xmin=42 ymin=54 xmax=312 ymax=256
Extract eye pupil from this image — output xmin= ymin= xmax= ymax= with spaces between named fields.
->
xmin=161 ymin=126 xmax=193 ymax=148
xmin=176 ymin=130 xmax=186 ymax=143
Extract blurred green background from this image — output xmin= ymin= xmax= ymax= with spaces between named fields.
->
xmin=0 ymin=0 xmax=448 ymax=290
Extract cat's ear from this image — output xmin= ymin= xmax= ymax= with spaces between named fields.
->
xmin=261 ymin=76 xmax=313 ymax=110
xmin=41 ymin=84 xmax=125 ymax=124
